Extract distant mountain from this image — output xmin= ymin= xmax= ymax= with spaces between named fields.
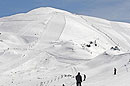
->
xmin=0 ymin=7 xmax=130 ymax=86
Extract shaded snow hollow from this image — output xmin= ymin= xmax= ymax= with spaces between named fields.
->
xmin=0 ymin=7 xmax=130 ymax=86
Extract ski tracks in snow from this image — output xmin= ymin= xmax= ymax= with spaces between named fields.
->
xmin=38 ymin=12 xmax=66 ymax=43
xmin=80 ymin=16 xmax=119 ymax=46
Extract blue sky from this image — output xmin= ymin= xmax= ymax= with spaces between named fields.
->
xmin=0 ymin=0 xmax=130 ymax=23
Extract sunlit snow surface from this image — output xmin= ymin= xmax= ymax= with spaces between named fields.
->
xmin=0 ymin=7 xmax=130 ymax=86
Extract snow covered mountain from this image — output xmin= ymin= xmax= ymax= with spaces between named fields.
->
xmin=0 ymin=7 xmax=130 ymax=86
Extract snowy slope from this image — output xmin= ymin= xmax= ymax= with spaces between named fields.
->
xmin=0 ymin=7 xmax=130 ymax=86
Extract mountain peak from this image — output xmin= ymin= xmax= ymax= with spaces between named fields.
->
xmin=27 ymin=7 xmax=71 ymax=15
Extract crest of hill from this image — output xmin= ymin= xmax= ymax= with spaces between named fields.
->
xmin=27 ymin=7 xmax=73 ymax=15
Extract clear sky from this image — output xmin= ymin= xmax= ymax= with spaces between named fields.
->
xmin=0 ymin=0 xmax=130 ymax=23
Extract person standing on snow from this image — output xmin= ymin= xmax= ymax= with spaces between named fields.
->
xmin=76 ymin=72 xmax=82 ymax=86
xmin=83 ymin=74 xmax=86 ymax=81
xmin=114 ymin=68 xmax=117 ymax=75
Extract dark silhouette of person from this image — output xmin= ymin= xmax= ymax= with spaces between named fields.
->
xmin=62 ymin=84 xmax=65 ymax=86
xmin=114 ymin=68 xmax=117 ymax=75
xmin=76 ymin=72 xmax=82 ymax=86
xmin=83 ymin=74 xmax=86 ymax=81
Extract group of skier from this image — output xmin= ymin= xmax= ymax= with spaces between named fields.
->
xmin=62 ymin=72 xmax=86 ymax=86
xmin=75 ymin=72 xmax=86 ymax=86
xmin=62 ymin=68 xmax=117 ymax=86
xmin=74 ymin=68 xmax=117 ymax=86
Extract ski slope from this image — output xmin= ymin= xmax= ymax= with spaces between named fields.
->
xmin=0 ymin=7 xmax=130 ymax=86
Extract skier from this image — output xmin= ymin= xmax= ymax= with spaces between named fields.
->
xmin=62 ymin=84 xmax=65 ymax=86
xmin=83 ymin=74 xmax=86 ymax=81
xmin=114 ymin=68 xmax=117 ymax=75
xmin=76 ymin=72 xmax=82 ymax=86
